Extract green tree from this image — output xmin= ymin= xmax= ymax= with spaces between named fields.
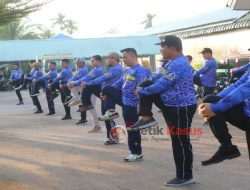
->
xmin=0 ymin=19 xmax=40 ymax=40
xmin=141 ymin=13 xmax=156 ymax=29
xmin=65 ymin=19 xmax=78 ymax=35
xmin=38 ymin=27 xmax=55 ymax=39
xmin=52 ymin=13 xmax=67 ymax=31
xmin=0 ymin=0 xmax=48 ymax=26
xmin=52 ymin=13 xmax=78 ymax=35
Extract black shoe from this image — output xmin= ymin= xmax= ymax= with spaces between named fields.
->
xmin=201 ymin=145 xmax=241 ymax=166
xmin=127 ymin=117 xmax=159 ymax=131
xmin=75 ymin=119 xmax=88 ymax=125
xmin=16 ymin=101 xmax=24 ymax=105
xmin=34 ymin=110 xmax=43 ymax=114
xmin=104 ymin=139 xmax=117 ymax=145
xmin=61 ymin=115 xmax=72 ymax=120
xmin=63 ymin=96 xmax=74 ymax=105
xmin=164 ymin=177 xmax=195 ymax=187
xmin=46 ymin=112 xmax=55 ymax=116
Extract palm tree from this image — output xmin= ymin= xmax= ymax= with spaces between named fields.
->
xmin=38 ymin=27 xmax=55 ymax=39
xmin=52 ymin=13 xmax=67 ymax=31
xmin=65 ymin=19 xmax=78 ymax=35
xmin=141 ymin=13 xmax=156 ymax=29
xmin=0 ymin=0 xmax=48 ymax=26
xmin=0 ymin=19 xmax=40 ymax=40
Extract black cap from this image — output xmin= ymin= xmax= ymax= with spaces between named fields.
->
xmin=155 ymin=35 xmax=182 ymax=51
xmin=200 ymin=48 xmax=213 ymax=54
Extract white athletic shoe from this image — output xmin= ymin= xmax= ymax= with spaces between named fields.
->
xmin=68 ymin=99 xmax=81 ymax=107
xmin=99 ymin=110 xmax=119 ymax=121
xmin=124 ymin=154 xmax=143 ymax=162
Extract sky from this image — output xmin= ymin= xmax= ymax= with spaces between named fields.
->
xmin=29 ymin=0 xmax=229 ymax=38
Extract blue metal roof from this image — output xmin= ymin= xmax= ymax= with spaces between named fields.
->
xmin=51 ymin=33 xmax=73 ymax=40
xmin=0 ymin=35 xmax=160 ymax=62
xmin=132 ymin=8 xmax=248 ymax=36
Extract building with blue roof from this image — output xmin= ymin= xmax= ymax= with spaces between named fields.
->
xmin=132 ymin=8 xmax=250 ymax=67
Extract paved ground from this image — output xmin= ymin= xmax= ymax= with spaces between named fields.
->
xmin=0 ymin=90 xmax=249 ymax=190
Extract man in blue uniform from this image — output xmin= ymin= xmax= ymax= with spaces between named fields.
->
xmin=193 ymin=48 xmax=217 ymax=97
xmin=68 ymin=55 xmax=104 ymax=132
xmin=50 ymin=59 xmax=73 ymax=120
xmin=23 ymin=61 xmax=36 ymax=108
xmin=10 ymin=63 xmax=24 ymax=105
xmin=80 ymin=52 xmax=123 ymax=143
xmin=68 ymin=58 xmax=88 ymax=107
xmin=100 ymin=48 xmax=150 ymax=161
xmin=32 ymin=61 xmax=58 ymax=115
xmin=199 ymin=70 xmax=250 ymax=166
xmin=26 ymin=62 xmax=43 ymax=114
xmin=68 ymin=57 xmax=89 ymax=125
xmin=130 ymin=36 xmax=197 ymax=187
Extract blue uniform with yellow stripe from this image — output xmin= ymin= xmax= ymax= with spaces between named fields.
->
xmin=112 ymin=64 xmax=150 ymax=107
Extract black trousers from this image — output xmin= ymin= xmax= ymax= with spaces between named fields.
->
xmin=24 ymin=79 xmax=35 ymax=106
xmin=82 ymin=85 xmax=101 ymax=106
xmin=33 ymin=96 xmax=42 ymax=111
xmin=193 ymin=75 xmax=215 ymax=97
xmin=82 ymin=85 xmax=114 ymax=138
xmin=46 ymin=91 xmax=55 ymax=113
xmin=203 ymin=95 xmax=250 ymax=146
xmin=103 ymin=85 xmax=141 ymax=154
xmin=12 ymin=80 xmax=23 ymax=102
xmin=51 ymin=83 xmax=71 ymax=116
xmin=102 ymin=85 xmax=122 ymax=109
xmin=60 ymin=86 xmax=71 ymax=116
xmin=138 ymin=94 xmax=197 ymax=179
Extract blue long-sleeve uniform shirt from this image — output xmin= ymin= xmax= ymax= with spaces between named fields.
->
xmin=211 ymin=71 xmax=250 ymax=117
xmin=232 ymin=63 xmax=250 ymax=75
xmin=10 ymin=69 xmax=23 ymax=81
xmin=26 ymin=69 xmax=35 ymax=78
xmin=37 ymin=70 xmax=57 ymax=83
xmin=26 ymin=69 xmax=43 ymax=81
xmin=73 ymin=66 xmax=104 ymax=86
xmin=112 ymin=64 xmax=150 ymax=107
xmin=69 ymin=67 xmax=88 ymax=82
xmin=194 ymin=58 xmax=217 ymax=87
xmin=86 ymin=64 xmax=124 ymax=88
xmin=150 ymin=60 xmax=171 ymax=81
xmin=140 ymin=54 xmax=196 ymax=107
xmin=51 ymin=67 xmax=73 ymax=86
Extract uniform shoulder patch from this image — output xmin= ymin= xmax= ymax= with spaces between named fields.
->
xmin=164 ymin=71 xmax=175 ymax=80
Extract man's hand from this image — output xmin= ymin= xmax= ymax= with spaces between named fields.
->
xmin=135 ymin=86 xmax=140 ymax=98
xmin=48 ymin=83 xmax=52 ymax=89
xmin=32 ymin=79 xmax=36 ymax=84
xmin=59 ymin=84 xmax=64 ymax=89
xmin=80 ymin=82 xmax=86 ymax=88
xmin=100 ymin=93 xmax=107 ymax=101
xmin=198 ymin=103 xmax=216 ymax=122
xmin=67 ymin=82 xmax=75 ymax=89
